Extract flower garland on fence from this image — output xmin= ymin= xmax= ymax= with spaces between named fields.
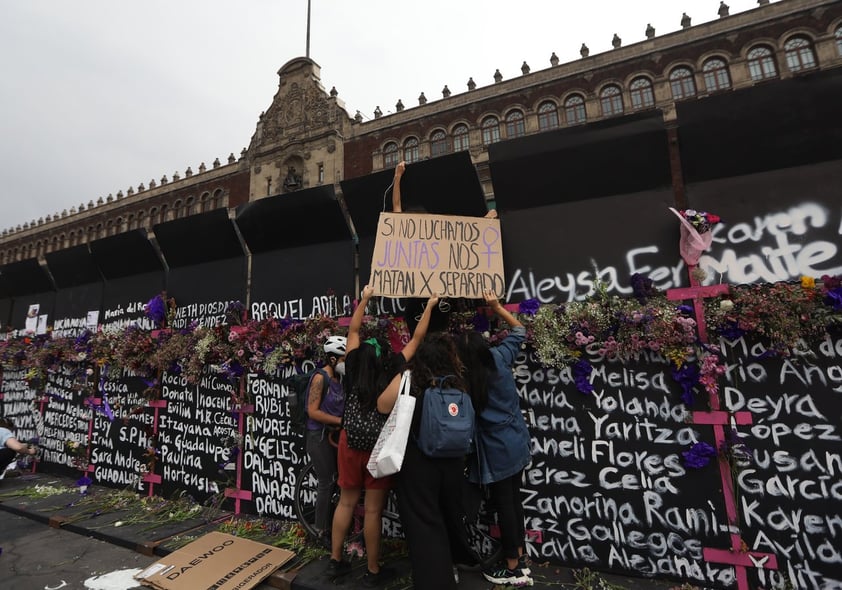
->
xmin=1 ymin=276 xmax=841 ymax=406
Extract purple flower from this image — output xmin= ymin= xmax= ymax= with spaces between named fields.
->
xmin=718 ymin=320 xmax=745 ymax=341
xmin=144 ymin=294 xmax=167 ymax=328
xmin=676 ymin=305 xmax=694 ymax=315
xmin=682 ymin=441 xmax=717 ymax=469
xmin=825 ymin=287 xmax=842 ymax=311
xmin=630 ymin=273 xmax=658 ymax=302
xmin=518 ymin=298 xmax=541 ymax=316
xmin=671 ymin=362 xmax=700 ymax=406
xmin=472 ymin=313 xmax=490 ymax=333
xmin=573 ymin=359 xmax=594 ymax=394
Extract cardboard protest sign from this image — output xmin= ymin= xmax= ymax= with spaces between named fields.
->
xmin=135 ymin=532 xmax=293 ymax=590
xmin=369 ymin=212 xmax=505 ymax=298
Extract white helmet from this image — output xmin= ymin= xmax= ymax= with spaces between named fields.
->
xmin=324 ymin=335 xmax=347 ymax=356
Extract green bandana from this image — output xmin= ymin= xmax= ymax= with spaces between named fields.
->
xmin=364 ymin=338 xmax=382 ymax=357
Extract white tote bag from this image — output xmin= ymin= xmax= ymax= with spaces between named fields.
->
xmin=367 ymin=370 xmax=415 ymax=478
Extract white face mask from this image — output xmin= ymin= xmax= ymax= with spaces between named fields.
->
xmin=334 ymin=361 xmax=346 ymax=376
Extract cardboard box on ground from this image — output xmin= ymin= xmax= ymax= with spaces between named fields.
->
xmin=135 ymin=532 xmax=294 ymax=590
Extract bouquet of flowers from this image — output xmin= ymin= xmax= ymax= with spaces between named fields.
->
xmin=669 ymin=207 xmax=722 ymax=266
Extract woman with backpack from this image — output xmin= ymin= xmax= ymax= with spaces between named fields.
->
xmin=305 ymin=334 xmax=347 ymax=549
xmin=456 ymin=290 xmax=532 ymax=586
xmin=326 ymin=285 xmax=438 ymax=586
xmin=377 ymin=331 xmax=479 ymax=590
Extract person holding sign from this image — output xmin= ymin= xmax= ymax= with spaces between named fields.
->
xmin=306 ymin=335 xmax=347 ymax=548
xmin=0 ymin=417 xmax=37 ymax=478
xmin=377 ymin=333 xmax=479 ymax=590
xmin=456 ymin=291 xmax=532 ymax=586
xmin=327 ymin=285 xmax=439 ymax=585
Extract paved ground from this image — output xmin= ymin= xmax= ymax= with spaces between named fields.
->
xmin=0 ymin=471 xmax=683 ymax=590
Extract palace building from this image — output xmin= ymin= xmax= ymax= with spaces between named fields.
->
xmin=1 ymin=0 xmax=841 ymax=265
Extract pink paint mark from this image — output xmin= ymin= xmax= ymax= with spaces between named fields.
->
xmin=691 ymin=411 xmax=752 ymax=426
xmin=704 ymin=547 xmax=778 ymax=569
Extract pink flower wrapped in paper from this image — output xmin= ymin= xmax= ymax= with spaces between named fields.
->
xmin=668 ymin=207 xmax=721 ymax=266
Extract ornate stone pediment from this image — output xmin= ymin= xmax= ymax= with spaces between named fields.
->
xmin=251 ymin=57 xmax=351 ymax=152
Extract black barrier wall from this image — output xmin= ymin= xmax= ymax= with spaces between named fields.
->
xmin=3 ymin=70 xmax=842 ymax=588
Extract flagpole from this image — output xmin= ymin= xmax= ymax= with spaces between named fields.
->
xmin=306 ymin=0 xmax=311 ymax=58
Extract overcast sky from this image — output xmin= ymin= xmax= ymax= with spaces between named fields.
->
xmin=1 ymin=0 xmax=767 ymax=233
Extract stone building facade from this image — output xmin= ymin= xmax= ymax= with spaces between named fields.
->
xmin=1 ymin=0 xmax=841 ymax=266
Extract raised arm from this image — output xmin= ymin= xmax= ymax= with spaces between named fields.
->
xmin=484 ymin=290 xmax=522 ymax=329
xmin=347 ymin=285 xmax=374 ymax=353
xmin=400 ymin=293 xmax=439 ymax=362
xmin=377 ymin=372 xmax=402 ymax=414
xmin=391 ymin=161 xmax=406 ymax=213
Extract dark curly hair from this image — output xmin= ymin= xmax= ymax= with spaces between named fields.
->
xmin=408 ymin=332 xmax=466 ymax=396
xmin=455 ymin=331 xmax=494 ymax=414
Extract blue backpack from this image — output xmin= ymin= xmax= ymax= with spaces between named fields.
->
xmin=416 ymin=376 xmax=476 ymax=458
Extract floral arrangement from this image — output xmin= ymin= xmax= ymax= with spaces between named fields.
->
xmin=705 ymin=276 xmax=842 ymax=356
xmin=676 ymin=209 xmax=721 ymax=233
xmin=64 ymin=439 xmax=90 ymax=470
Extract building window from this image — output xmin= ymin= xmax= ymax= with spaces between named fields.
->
xmin=430 ymin=129 xmax=448 ymax=157
xmin=669 ymin=67 xmax=697 ymax=100
xmin=452 ymin=124 xmax=470 ymax=151
xmin=747 ymin=46 xmax=777 ymax=81
xmin=383 ymin=142 xmax=399 ymax=167
xmin=837 ymin=26 xmax=842 ymax=56
xmin=629 ymin=77 xmax=655 ymax=109
xmin=537 ymin=101 xmax=559 ymax=131
xmin=784 ymin=36 xmax=817 ymax=72
xmin=564 ymin=94 xmax=587 ymax=125
xmin=403 ymin=137 xmax=420 ymax=163
xmin=599 ymin=85 xmax=624 ymax=116
xmin=702 ymin=57 xmax=731 ymax=91
xmin=481 ymin=116 xmax=500 ymax=145
xmin=505 ymin=110 xmax=525 ymax=138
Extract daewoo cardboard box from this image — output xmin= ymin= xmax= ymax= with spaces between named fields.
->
xmin=135 ymin=532 xmax=294 ymax=590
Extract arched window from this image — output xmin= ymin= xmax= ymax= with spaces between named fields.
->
xmin=452 ymin=124 xmax=470 ymax=152
xmin=481 ymin=116 xmax=500 ymax=145
xmin=430 ymin=129 xmax=448 ymax=157
xmin=669 ymin=67 xmax=697 ymax=100
xmin=836 ymin=25 xmax=842 ymax=56
xmin=629 ymin=77 xmax=655 ymax=109
xmin=200 ymin=192 xmax=211 ymax=213
xmin=537 ymin=101 xmax=559 ymax=131
xmin=383 ymin=142 xmax=399 ymax=167
xmin=213 ymin=189 xmax=225 ymax=209
xmin=173 ymin=200 xmax=183 ymax=220
xmin=149 ymin=208 xmax=158 ymax=227
xmin=702 ymin=57 xmax=731 ymax=91
xmin=403 ymin=137 xmax=419 ymax=163
xmin=564 ymin=94 xmax=587 ymax=125
xmin=599 ymin=85 xmax=624 ymax=116
xmin=505 ymin=110 xmax=525 ymax=138
xmin=127 ymin=214 xmax=136 ymax=230
xmin=137 ymin=211 xmax=147 ymax=229
xmin=784 ymin=36 xmax=817 ymax=72
xmin=186 ymin=196 xmax=195 ymax=216
xmin=747 ymin=46 xmax=777 ymax=81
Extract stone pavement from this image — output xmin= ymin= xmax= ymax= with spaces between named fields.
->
xmin=0 ymin=471 xmax=682 ymax=590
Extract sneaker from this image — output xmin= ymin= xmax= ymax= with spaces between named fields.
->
xmin=362 ymin=565 xmax=396 ymax=587
xmin=325 ymin=558 xmax=351 ymax=579
xmin=317 ymin=531 xmax=332 ymax=551
xmin=482 ymin=564 xmax=533 ymax=587
xmin=517 ymin=554 xmax=532 ymax=575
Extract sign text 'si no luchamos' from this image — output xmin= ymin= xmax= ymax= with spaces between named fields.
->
xmin=369 ymin=212 xmax=506 ymax=298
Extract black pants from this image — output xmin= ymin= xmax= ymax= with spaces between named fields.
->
xmin=396 ymin=443 xmax=474 ymax=590
xmin=306 ymin=429 xmax=337 ymax=534
xmin=0 ymin=448 xmax=16 ymax=472
xmin=489 ymin=470 xmax=526 ymax=560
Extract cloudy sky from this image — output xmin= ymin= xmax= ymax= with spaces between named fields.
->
xmin=1 ymin=0 xmax=766 ymax=232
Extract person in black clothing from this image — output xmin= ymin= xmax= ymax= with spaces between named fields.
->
xmin=377 ymin=332 xmax=478 ymax=590
xmin=327 ymin=285 xmax=438 ymax=586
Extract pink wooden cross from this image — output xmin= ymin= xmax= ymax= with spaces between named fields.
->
xmin=667 ymin=265 xmax=777 ymax=590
